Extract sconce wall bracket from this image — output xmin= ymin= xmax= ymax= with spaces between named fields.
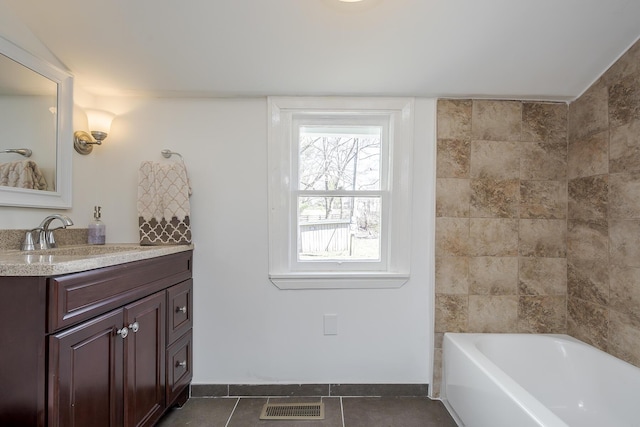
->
xmin=73 ymin=130 xmax=98 ymax=155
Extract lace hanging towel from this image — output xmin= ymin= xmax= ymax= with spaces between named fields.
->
xmin=0 ymin=160 xmax=47 ymax=190
xmin=137 ymin=161 xmax=192 ymax=245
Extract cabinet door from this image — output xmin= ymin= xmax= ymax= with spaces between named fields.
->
xmin=49 ymin=309 xmax=125 ymax=427
xmin=124 ymin=292 xmax=166 ymax=427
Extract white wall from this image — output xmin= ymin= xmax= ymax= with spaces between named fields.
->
xmin=95 ymin=97 xmax=436 ymax=384
xmin=0 ymin=6 xmax=436 ymax=385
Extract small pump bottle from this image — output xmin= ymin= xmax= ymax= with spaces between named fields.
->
xmin=88 ymin=206 xmax=106 ymax=245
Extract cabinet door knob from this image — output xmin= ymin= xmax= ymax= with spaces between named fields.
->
xmin=129 ymin=322 xmax=140 ymax=333
xmin=117 ymin=327 xmax=129 ymax=339
xmin=176 ymin=360 xmax=187 ymax=369
xmin=176 ymin=306 xmax=187 ymax=314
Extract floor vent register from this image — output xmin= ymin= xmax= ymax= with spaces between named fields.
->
xmin=259 ymin=402 xmax=325 ymax=420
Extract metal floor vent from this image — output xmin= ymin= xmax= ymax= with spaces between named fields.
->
xmin=259 ymin=402 xmax=325 ymax=420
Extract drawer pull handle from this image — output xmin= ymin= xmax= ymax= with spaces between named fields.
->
xmin=176 ymin=306 xmax=187 ymax=314
xmin=176 ymin=360 xmax=187 ymax=369
xmin=129 ymin=322 xmax=140 ymax=333
xmin=117 ymin=327 xmax=129 ymax=339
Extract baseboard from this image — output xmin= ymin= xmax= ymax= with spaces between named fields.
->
xmin=190 ymin=383 xmax=429 ymax=398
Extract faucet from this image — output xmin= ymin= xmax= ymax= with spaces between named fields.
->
xmin=22 ymin=214 xmax=74 ymax=251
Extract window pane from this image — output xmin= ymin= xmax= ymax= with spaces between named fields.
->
xmin=298 ymin=196 xmax=381 ymax=261
xmin=298 ymin=126 xmax=381 ymax=191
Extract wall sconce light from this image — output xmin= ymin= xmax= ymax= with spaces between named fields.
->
xmin=74 ymin=108 xmax=116 ymax=155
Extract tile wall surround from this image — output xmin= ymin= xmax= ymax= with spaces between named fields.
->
xmin=434 ymin=98 xmax=569 ymax=396
xmin=567 ymin=38 xmax=640 ymax=365
xmin=433 ymin=37 xmax=640 ymax=397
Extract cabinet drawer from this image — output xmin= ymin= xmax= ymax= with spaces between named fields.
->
xmin=166 ymin=330 xmax=192 ymax=406
xmin=48 ymin=251 xmax=192 ymax=332
xmin=167 ymin=279 xmax=193 ymax=345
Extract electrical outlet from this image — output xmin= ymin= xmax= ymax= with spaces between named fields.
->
xmin=323 ymin=314 xmax=338 ymax=335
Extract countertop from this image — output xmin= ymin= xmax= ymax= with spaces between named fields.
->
xmin=0 ymin=243 xmax=194 ymax=276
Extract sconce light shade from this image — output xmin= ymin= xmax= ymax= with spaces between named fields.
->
xmin=74 ymin=108 xmax=116 ymax=155
xmin=86 ymin=108 xmax=115 ymax=134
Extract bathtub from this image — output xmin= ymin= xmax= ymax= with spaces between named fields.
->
xmin=441 ymin=333 xmax=640 ymax=427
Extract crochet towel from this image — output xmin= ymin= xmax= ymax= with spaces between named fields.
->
xmin=137 ymin=161 xmax=192 ymax=245
xmin=0 ymin=160 xmax=47 ymax=190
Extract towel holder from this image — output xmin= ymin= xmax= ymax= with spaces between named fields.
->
xmin=161 ymin=149 xmax=183 ymax=160
xmin=2 ymin=148 xmax=32 ymax=157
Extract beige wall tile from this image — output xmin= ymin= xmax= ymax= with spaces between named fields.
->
xmin=468 ymin=295 xmax=518 ymax=333
xmin=472 ymin=100 xmax=521 ymax=141
xmin=609 ymin=72 xmax=640 ymax=128
xmin=469 ymin=256 xmax=518 ymax=295
xmin=520 ymin=180 xmax=567 ymax=219
xmin=434 ymin=332 xmax=445 ymax=349
xmin=435 ymin=217 xmax=469 ymax=256
xmin=435 ymin=256 xmax=469 ymax=294
xmin=609 ymin=309 xmax=640 ymax=366
xmin=522 ymin=102 xmax=568 ymax=143
xmin=610 ymin=219 xmax=640 ymax=267
xmin=567 ymin=258 xmax=609 ymax=305
xmin=520 ymin=141 xmax=567 ymax=181
xmin=470 ymin=140 xmax=520 ymax=179
xmin=519 ymin=257 xmax=567 ymax=296
xmin=567 ymin=219 xmax=609 ymax=261
xmin=518 ymin=296 xmax=566 ymax=333
xmin=437 ymin=99 xmax=472 ymax=140
xmin=610 ymin=265 xmax=640 ymax=315
xmin=431 ymin=348 xmax=443 ymax=398
xmin=470 ymin=179 xmax=519 ymax=218
xmin=435 ymin=294 xmax=468 ymax=333
xmin=567 ymin=297 xmax=609 ymax=351
xmin=609 ymin=173 xmax=640 ymax=218
xmin=567 ymin=175 xmax=608 ymax=220
xmin=567 ymin=131 xmax=609 ymax=179
xmin=469 ymin=218 xmax=518 ymax=256
xmin=436 ymin=178 xmax=470 ymax=217
xmin=610 ymin=119 xmax=640 ymax=174
xmin=519 ymin=219 xmax=566 ymax=257
xmin=568 ymin=83 xmax=608 ymax=142
xmin=437 ymin=139 xmax=470 ymax=178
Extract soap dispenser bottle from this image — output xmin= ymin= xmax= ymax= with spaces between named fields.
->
xmin=88 ymin=206 xmax=106 ymax=245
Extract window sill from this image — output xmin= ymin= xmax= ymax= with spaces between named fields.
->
xmin=269 ymin=272 xmax=409 ymax=289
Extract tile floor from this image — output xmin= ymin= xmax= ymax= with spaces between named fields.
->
xmin=157 ymin=396 xmax=458 ymax=427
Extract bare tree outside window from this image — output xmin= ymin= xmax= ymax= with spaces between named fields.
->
xmin=297 ymin=126 xmax=382 ymax=261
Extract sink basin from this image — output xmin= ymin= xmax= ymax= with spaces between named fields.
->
xmin=22 ymin=244 xmax=156 ymax=256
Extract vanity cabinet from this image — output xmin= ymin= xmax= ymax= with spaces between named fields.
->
xmin=0 ymin=250 xmax=193 ymax=427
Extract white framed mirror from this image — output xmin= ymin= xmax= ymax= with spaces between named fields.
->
xmin=0 ymin=35 xmax=72 ymax=208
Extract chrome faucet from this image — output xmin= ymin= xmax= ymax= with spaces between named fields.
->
xmin=22 ymin=214 xmax=74 ymax=251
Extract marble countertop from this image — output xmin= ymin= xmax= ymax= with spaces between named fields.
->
xmin=0 ymin=244 xmax=194 ymax=276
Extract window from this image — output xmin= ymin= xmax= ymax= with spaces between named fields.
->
xmin=268 ymin=97 xmax=414 ymax=289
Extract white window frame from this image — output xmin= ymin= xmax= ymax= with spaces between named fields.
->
xmin=268 ymin=97 xmax=414 ymax=289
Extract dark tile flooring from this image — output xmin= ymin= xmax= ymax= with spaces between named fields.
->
xmin=157 ymin=396 xmax=457 ymax=427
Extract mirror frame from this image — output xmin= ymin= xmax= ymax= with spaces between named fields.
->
xmin=0 ymin=36 xmax=73 ymax=209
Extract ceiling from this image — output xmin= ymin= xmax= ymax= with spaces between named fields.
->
xmin=6 ymin=0 xmax=640 ymax=100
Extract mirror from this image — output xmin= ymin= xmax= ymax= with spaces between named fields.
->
xmin=0 ymin=36 xmax=72 ymax=208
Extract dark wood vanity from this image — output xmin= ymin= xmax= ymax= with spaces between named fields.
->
xmin=0 ymin=250 xmax=193 ymax=427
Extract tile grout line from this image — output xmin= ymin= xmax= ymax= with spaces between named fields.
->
xmin=224 ymin=397 xmax=240 ymax=427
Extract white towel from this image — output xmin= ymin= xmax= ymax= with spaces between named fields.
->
xmin=0 ymin=160 xmax=47 ymax=190
xmin=137 ymin=161 xmax=192 ymax=245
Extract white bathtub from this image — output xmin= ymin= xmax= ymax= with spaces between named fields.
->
xmin=441 ymin=333 xmax=640 ymax=427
